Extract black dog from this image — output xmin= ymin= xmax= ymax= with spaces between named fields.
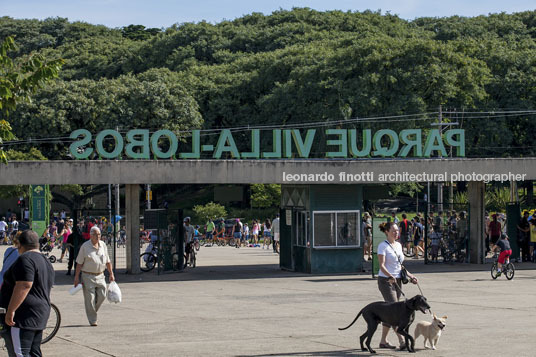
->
xmin=339 ymin=295 xmax=431 ymax=354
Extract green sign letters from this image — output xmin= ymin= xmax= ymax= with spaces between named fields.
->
xmin=69 ymin=128 xmax=465 ymax=160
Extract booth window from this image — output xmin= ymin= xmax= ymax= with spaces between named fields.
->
xmin=312 ymin=211 xmax=360 ymax=248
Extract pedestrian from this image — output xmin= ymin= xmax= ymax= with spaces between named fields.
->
xmin=58 ymin=219 xmax=73 ymax=263
xmin=530 ymin=212 xmax=536 ymax=261
xmin=231 ymin=219 xmax=242 ymax=248
xmin=0 ymin=217 xmax=7 ymax=245
xmin=376 ymin=221 xmax=419 ymax=351
xmin=412 ymin=216 xmax=424 ymax=258
xmin=243 ymin=223 xmax=250 ymax=246
xmin=362 ymin=213 xmax=372 ymax=260
xmin=262 ymin=219 xmax=272 ymax=250
xmin=516 ymin=211 xmax=530 ymax=262
xmin=183 ymin=218 xmax=195 ymax=266
xmin=73 ymin=226 xmax=115 ymax=326
xmin=484 ymin=211 xmax=491 ymax=255
xmin=0 ymin=230 xmax=55 ymax=356
xmin=252 ymin=220 xmax=259 ymax=247
xmin=399 ymin=213 xmax=412 ymax=255
xmin=0 ymin=233 xmax=20 ymax=287
xmin=272 ymin=214 xmax=280 ymax=253
xmin=489 ymin=214 xmax=502 ymax=246
xmin=10 ymin=215 xmax=19 ymax=241
xmin=65 ymin=218 xmax=80 ymax=276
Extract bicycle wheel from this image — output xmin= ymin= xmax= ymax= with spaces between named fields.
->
xmin=140 ymin=252 xmax=157 ymax=272
xmin=194 ymin=241 xmax=200 ymax=251
xmin=191 ymin=252 xmax=196 ymax=268
xmin=505 ymin=263 xmax=515 ymax=280
xmin=42 ymin=303 xmax=61 ymax=344
xmin=491 ymin=263 xmax=499 ymax=279
xmin=229 ymin=238 xmax=236 ymax=246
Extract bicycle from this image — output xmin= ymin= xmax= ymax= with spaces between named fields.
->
xmin=491 ymin=252 xmax=515 ymax=280
xmin=43 ymin=303 xmax=61 ymax=343
xmin=140 ymin=243 xmax=159 ymax=272
xmin=440 ymin=234 xmax=467 ymax=263
xmin=184 ymin=242 xmax=196 ymax=268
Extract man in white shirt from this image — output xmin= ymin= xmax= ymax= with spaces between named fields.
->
xmin=272 ymin=214 xmax=280 ymax=253
xmin=183 ymin=218 xmax=195 ymax=268
xmin=0 ymin=217 xmax=7 ymax=244
xmin=11 ymin=216 xmax=19 ymax=239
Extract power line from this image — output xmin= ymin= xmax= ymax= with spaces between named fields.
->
xmin=3 ymin=110 xmax=536 ymax=147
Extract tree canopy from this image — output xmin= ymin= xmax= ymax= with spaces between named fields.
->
xmin=2 ymin=9 xmax=536 ymax=159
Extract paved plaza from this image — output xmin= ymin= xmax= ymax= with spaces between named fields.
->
xmin=1 ymin=245 xmax=536 ymax=357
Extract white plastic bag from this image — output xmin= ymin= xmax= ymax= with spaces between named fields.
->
xmin=107 ymin=281 xmax=122 ymax=304
xmin=69 ymin=284 xmax=83 ymax=295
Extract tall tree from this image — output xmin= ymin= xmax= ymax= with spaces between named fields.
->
xmin=0 ymin=36 xmax=63 ymax=163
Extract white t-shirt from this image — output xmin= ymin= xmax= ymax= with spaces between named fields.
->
xmin=0 ymin=221 xmax=7 ymax=232
xmin=272 ymin=218 xmax=280 ymax=234
xmin=184 ymin=224 xmax=195 ymax=243
xmin=244 ymin=226 xmax=249 ymax=235
xmin=377 ymin=240 xmax=404 ymax=278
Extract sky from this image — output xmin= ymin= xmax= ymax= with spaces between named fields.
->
xmin=2 ymin=0 xmax=536 ymax=28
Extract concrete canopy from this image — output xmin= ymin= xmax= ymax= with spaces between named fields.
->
xmin=0 ymin=158 xmax=534 ymax=185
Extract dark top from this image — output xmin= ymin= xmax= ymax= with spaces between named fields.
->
xmin=400 ymin=219 xmax=412 ymax=235
xmin=0 ymin=251 xmax=55 ymax=330
xmin=518 ymin=218 xmax=529 ymax=230
xmin=497 ymin=239 xmax=511 ymax=252
xmin=413 ymin=222 xmax=423 ymax=239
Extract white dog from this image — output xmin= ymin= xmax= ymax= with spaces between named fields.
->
xmin=414 ymin=314 xmax=447 ymax=350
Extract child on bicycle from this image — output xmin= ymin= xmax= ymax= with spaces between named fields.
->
xmin=493 ymin=233 xmax=512 ymax=276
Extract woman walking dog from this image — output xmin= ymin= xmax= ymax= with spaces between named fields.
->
xmin=377 ymin=221 xmax=419 ymax=350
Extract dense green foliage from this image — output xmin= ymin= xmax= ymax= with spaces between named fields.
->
xmin=193 ymin=201 xmax=227 ymax=223
xmin=0 ymin=35 xmax=63 ymax=162
xmin=251 ymin=184 xmax=281 ymax=208
xmin=2 ymin=9 xmax=536 ymax=159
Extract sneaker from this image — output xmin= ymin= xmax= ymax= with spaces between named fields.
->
xmin=58 ymin=259 xmax=63 ymax=263
xmin=379 ymin=342 xmax=396 ymax=349
xmin=496 ymin=271 xmax=502 ymax=276
xmin=66 ymin=271 xmax=71 ymax=275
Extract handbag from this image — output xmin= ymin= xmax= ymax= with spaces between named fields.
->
xmin=385 ymin=240 xmax=410 ymax=284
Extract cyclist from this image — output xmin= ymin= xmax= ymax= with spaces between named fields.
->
xmin=205 ymin=218 xmax=215 ymax=246
xmin=183 ymin=217 xmax=195 ymax=268
xmin=216 ymin=218 xmax=225 ymax=244
xmin=493 ymin=233 xmax=512 ymax=276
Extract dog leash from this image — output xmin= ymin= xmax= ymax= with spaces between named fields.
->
xmin=391 ymin=270 xmax=433 ymax=316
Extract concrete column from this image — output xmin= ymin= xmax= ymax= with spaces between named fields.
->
xmin=126 ymin=184 xmax=140 ymax=274
xmin=468 ymin=181 xmax=485 ymax=264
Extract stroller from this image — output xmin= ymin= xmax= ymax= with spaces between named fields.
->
xmin=39 ymin=235 xmax=57 ymax=263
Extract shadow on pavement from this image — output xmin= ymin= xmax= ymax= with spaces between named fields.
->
xmin=236 ymin=349 xmax=378 ymax=357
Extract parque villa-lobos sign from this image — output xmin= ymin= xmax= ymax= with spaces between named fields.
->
xmin=69 ymin=128 xmax=465 ymax=160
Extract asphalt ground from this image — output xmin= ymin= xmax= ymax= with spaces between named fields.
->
xmin=1 ymin=244 xmax=535 ymax=357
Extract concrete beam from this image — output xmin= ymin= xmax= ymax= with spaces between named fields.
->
xmin=468 ymin=181 xmax=485 ymax=264
xmin=125 ymin=184 xmax=140 ymax=274
xmin=0 ymin=158 xmax=535 ymax=184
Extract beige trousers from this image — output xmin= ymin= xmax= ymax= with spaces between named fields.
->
xmin=81 ymin=272 xmax=106 ymax=324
